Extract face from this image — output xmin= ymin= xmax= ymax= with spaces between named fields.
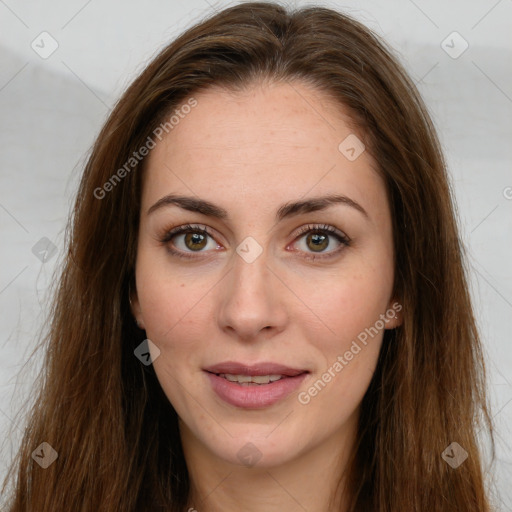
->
xmin=131 ymin=80 xmax=401 ymax=469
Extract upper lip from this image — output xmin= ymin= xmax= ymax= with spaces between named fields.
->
xmin=203 ymin=361 xmax=309 ymax=377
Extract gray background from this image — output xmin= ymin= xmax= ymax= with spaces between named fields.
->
xmin=1 ymin=0 xmax=511 ymax=508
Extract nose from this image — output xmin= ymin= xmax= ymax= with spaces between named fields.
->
xmin=217 ymin=244 xmax=288 ymax=341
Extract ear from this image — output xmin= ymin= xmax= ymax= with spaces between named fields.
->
xmin=129 ymin=282 xmax=146 ymax=330
xmin=384 ymin=298 xmax=403 ymax=329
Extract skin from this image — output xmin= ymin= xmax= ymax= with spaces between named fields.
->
xmin=131 ymin=79 xmax=402 ymax=512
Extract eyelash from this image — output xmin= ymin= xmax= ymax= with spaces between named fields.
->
xmin=159 ymin=223 xmax=351 ymax=261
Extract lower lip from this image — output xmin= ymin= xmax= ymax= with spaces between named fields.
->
xmin=205 ymin=371 xmax=308 ymax=409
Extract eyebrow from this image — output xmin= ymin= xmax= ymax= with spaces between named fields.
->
xmin=147 ymin=193 xmax=369 ymax=221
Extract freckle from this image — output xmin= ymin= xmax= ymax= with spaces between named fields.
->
xmin=180 ymin=283 xmax=185 ymax=287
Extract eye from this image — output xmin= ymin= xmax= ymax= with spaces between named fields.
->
xmin=160 ymin=224 xmax=221 ymax=259
xmin=290 ymin=224 xmax=350 ymax=260
xmin=159 ymin=223 xmax=350 ymax=261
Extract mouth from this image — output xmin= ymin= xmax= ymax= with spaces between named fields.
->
xmin=203 ymin=361 xmax=309 ymax=408
xmin=213 ymin=373 xmax=289 ymax=385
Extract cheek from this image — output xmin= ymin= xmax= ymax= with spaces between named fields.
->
xmin=296 ymin=271 xmax=388 ymax=422
xmin=137 ymin=273 xmax=210 ymax=403
xmin=295 ymin=263 xmax=393 ymax=347
xmin=134 ymin=266 xmax=211 ymax=400
xmin=135 ymin=241 xmax=217 ymax=341
xmin=293 ymin=265 xmax=391 ymax=413
xmin=139 ymin=282 xmax=210 ymax=364
xmin=297 ymin=340 xmax=381 ymax=442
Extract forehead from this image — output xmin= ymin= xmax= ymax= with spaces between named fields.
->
xmin=153 ymin=79 xmax=358 ymax=162
xmin=141 ymin=80 xmax=385 ymax=217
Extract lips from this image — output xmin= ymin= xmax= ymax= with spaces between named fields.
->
xmin=203 ymin=361 xmax=309 ymax=408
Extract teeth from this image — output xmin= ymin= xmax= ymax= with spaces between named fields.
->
xmin=220 ymin=374 xmax=284 ymax=384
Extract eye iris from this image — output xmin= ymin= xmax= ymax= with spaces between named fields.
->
xmin=307 ymin=232 xmax=328 ymax=252
xmin=185 ymin=232 xmax=207 ymax=251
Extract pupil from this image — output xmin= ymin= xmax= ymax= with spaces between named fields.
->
xmin=308 ymin=232 xmax=328 ymax=252
xmin=186 ymin=232 xmax=206 ymax=251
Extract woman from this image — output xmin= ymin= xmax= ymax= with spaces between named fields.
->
xmin=1 ymin=2 xmax=495 ymax=510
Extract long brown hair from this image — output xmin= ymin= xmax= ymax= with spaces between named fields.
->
xmin=1 ymin=2 xmax=495 ymax=510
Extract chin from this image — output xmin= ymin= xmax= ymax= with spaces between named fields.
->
xmin=218 ymin=437 xmax=298 ymax=469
